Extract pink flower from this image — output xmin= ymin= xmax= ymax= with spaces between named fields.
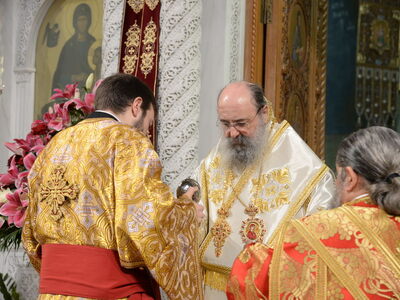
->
xmin=24 ymin=133 xmax=45 ymax=155
xmin=0 ymin=156 xmax=19 ymax=187
xmin=31 ymin=120 xmax=48 ymax=135
xmin=44 ymin=104 xmax=71 ymax=131
xmin=64 ymin=94 xmax=94 ymax=115
xmin=0 ymin=188 xmax=11 ymax=208
xmin=93 ymin=79 xmax=103 ymax=94
xmin=84 ymin=93 xmax=95 ymax=111
xmin=15 ymin=171 xmax=28 ymax=190
xmin=0 ymin=189 xmax=28 ymax=228
xmin=6 ymin=136 xmax=41 ymax=157
xmin=50 ymin=83 xmax=78 ymax=100
xmin=5 ymin=140 xmax=26 ymax=156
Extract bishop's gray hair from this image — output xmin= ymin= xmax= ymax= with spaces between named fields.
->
xmin=336 ymin=126 xmax=400 ymax=216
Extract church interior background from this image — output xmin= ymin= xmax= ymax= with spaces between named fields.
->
xmin=0 ymin=0 xmax=398 ymax=298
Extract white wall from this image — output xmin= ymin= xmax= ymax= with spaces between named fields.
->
xmin=199 ymin=0 xmax=245 ymax=161
xmin=198 ymin=0 xmax=227 ymax=160
xmin=0 ymin=0 xmax=17 ymax=173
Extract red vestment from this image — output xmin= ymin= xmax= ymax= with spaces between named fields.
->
xmin=227 ymin=196 xmax=400 ymax=299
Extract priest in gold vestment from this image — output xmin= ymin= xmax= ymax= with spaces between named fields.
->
xmin=228 ymin=126 xmax=400 ymax=299
xmin=22 ymin=74 xmax=204 ymax=300
xmin=194 ymin=82 xmax=335 ymax=299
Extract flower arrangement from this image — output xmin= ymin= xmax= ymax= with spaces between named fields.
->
xmin=0 ymin=75 xmax=97 ymax=250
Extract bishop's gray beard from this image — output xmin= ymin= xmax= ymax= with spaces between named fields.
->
xmin=220 ymin=120 xmax=268 ymax=170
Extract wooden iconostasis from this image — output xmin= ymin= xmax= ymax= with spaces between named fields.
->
xmin=244 ymin=0 xmax=329 ymax=159
xmin=244 ymin=0 xmax=400 ymax=166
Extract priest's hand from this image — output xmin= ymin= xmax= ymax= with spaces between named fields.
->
xmin=194 ymin=202 xmax=205 ymax=223
xmin=183 ymin=187 xmax=205 ymax=222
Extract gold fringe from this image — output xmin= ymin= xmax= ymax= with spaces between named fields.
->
xmin=205 ymin=270 xmax=229 ymax=291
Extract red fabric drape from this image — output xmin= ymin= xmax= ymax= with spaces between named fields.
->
xmin=119 ymin=0 xmax=161 ymax=145
xmin=40 ymin=244 xmax=160 ymax=299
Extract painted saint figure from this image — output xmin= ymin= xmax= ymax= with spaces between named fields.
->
xmin=52 ymin=3 xmax=95 ymax=92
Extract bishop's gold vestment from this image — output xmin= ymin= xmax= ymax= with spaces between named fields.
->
xmin=22 ymin=118 xmax=203 ymax=300
xmin=195 ymin=121 xmax=335 ymax=299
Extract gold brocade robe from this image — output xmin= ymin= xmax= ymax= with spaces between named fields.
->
xmin=228 ymin=196 xmax=400 ymax=299
xmin=195 ymin=121 xmax=335 ymax=299
xmin=22 ymin=118 xmax=203 ymax=300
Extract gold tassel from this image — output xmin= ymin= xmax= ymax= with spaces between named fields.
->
xmin=205 ymin=270 xmax=229 ymax=291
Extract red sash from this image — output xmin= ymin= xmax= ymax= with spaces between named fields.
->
xmin=40 ymin=244 xmax=160 ymax=300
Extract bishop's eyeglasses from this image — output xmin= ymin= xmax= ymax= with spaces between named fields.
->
xmin=218 ymin=105 xmax=264 ymax=132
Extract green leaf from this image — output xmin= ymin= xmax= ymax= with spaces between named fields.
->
xmin=0 ymin=225 xmax=22 ymax=252
xmin=0 ymin=273 xmax=20 ymax=300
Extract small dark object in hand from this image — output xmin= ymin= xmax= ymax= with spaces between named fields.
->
xmin=176 ymin=178 xmax=201 ymax=203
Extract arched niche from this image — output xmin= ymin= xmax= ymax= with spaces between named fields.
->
xmin=11 ymin=0 xmax=124 ymax=139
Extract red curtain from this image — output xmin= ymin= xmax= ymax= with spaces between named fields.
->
xmin=119 ymin=0 xmax=161 ymax=145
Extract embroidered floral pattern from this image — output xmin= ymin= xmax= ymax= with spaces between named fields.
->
xmin=140 ymin=19 xmax=157 ymax=78
xmin=145 ymin=0 xmax=159 ymax=10
xmin=251 ymin=168 xmax=291 ymax=213
xmin=128 ymin=0 xmax=144 ymax=13
xmin=123 ymin=22 xmax=141 ymax=74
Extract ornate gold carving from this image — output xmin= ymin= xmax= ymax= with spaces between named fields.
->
xmin=369 ymin=19 xmax=390 ymax=55
xmin=140 ymin=19 xmax=157 ymax=78
xmin=355 ymin=2 xmax=400 ymax=130
xmin=39 ymin=165 xmax=78 ymax=221
xmin=313 ymin=0 xmax=328 ymax=158
xmin=244 ymin=0 xmax=264 ymax=85
xmin=261 ymin=0 xmax=273 ymax=24
xmin=279 ymin=0 xmax=312 ymax=147
xmin=359 ymin=4 xmax=369 ymax=15
xmin=128 ymin=0 xmax=144 ymax=14
xmin=394 ymin=10 xmax=400 ymax=21
xmin=122 ymin=22 xmax=141 ymax=74
xmin=244 ymin=0 xmax=329 ymax=158
xmin=145 ymin=0 xmax=159 ymax=11
xmin=357 ymin=3 xmax=399 ymax=67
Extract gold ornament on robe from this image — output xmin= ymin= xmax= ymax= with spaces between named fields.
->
xmin=240 ymin=203 xmax=266 ymax=244
xmin=39 ymin=165 xmax=78 ymax=221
